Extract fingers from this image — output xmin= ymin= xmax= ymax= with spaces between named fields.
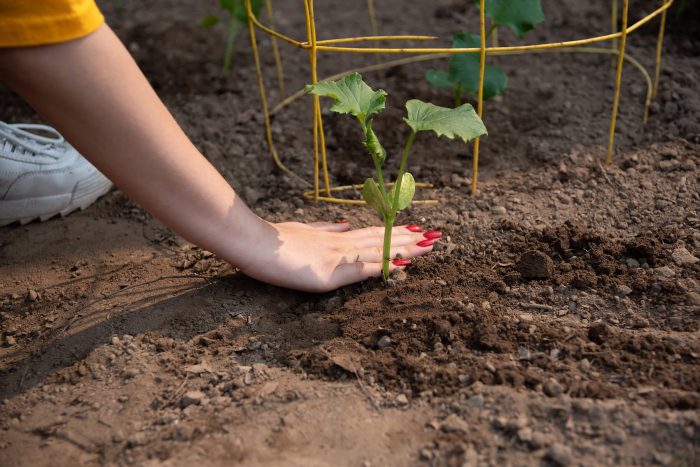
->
xmin=307 ymin=221 xmax=351 ymax=232
xmin=352 ymin=239 xmax=435 ymax=263
xmin=343 ymin=224 xmax=423 ymax=239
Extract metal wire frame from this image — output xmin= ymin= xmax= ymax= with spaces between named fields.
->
xmin=245 ymin=0 xmax=674 ymax=203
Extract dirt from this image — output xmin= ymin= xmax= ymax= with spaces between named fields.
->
xmin=1 ymin=0 xmax=699 ymax=465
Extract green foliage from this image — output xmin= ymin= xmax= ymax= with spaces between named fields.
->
xmin=426 ymin=33 xmax=507 ymax=103
xmin=404 ymin=99 xmax=488 ymax=142
xmin=200 ymin=15 xmax=221 ymax=28
xmin=202 ymin=0 xmax=264 ymax=73
xmin=449 ymin=33 xmax=508 ymax=100
xmin=308 ymin=74 xmax=487 ymax=278
xmin=305 ymin=73 xmax=387 ymax=126
xmin=219 ymin=0 xmax=263 ymax=23
xmin=387 ymin=173 xmax=416 ymax=211
xmin=426 ymin=0 xmax=543 ymax=102
xmin=477 ymin=0 xmax=544 ymax=38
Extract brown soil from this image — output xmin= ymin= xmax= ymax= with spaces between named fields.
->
xmin=1 ymin=0 xmax=699 ymax=466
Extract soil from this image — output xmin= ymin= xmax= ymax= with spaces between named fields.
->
xmin=1 ymin=0 xmax=699 ymax=466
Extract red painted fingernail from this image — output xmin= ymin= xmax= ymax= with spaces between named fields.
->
xmin=416 ymin=239 xmax=435 ymax=248
xmin=423 ymin=230 xmax=442 ymax=239
xmin=392 ymin=259 xmax=411 ymax=266
xmin=336 ymin=220 xmax=349 ymax=224
xmin=406 ymin=224 xmax=423 ymax=232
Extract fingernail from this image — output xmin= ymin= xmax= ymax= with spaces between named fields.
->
xmin=423 ymin=230 xmax=442 ymax=239
xmin=416 ymin=239 xmax=434 ymax=248
xmin=336 ymin=220 xmax=349 ymax=224
xmin=392 ymin=258 xmax=411 ymax=266
xmin=406 ymin=224 xmax=423 ymax=232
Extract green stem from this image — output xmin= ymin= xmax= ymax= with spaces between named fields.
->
xmin=223 ymin=18 xmax=239 ymax=73
xmin=381 ymin=130 xmax=416 ymax=279
xmin=382 ymin=215 xmax=395 ymax=279
xmin=454 ymin=83 xmax=462 ymax=107
xmin=373 ymin=158 xmax=388 ymax=198
xmin=486 ymin=23 xmax=497 ymax=39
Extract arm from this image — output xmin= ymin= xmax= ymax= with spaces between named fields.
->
xmin=0 ymin=24 xmax=435 ymax=292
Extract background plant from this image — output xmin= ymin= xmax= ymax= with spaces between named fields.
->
xmin=426 ymin=0 xmax=544 ymax=105
xmin=201 ymin=0 xmax=263 ymax=73
xmin=307 ymin=73 xmax=487 ymax=278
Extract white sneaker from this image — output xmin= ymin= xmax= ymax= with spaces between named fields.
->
xmin=0 ymin=121 xmax=112 ymax=226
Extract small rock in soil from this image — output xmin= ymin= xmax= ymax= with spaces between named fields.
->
xmin=26 ymin=289 xmax=39 ymax=302
xmin=517 ymin=250 xmax=554 ymax=279
xmin=687 ymin=292 xmax=700 ymax=306
xmin=655 ymin=266 xmax=676 ymax=278
xmin=616 ymin=284 xmax=633 ymax=296
xmin=395 ymin=394 xmax=409 ymax=405
xmin=544 ymin=378 xmax=564 ymax=397
xmin=441 ymin=414 xmax=469 ymax=433
xmin=5 ymin=335 xmax=16 ymax=346
xmin=376 ymin=335 xmax=392 ymax=349
xmin=546 ymin=443 xmax=573 ymax=466
xmin=672 ymin=247 xmax=699 ymax=266
xmin=181 ymin=390 xmax=206 ymax=408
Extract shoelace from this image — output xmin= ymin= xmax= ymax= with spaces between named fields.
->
xmin=0 ymin=121 xmax=65 ymax=158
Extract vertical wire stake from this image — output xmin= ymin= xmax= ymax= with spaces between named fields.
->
xmin=303 ymin=0 xmax=320 ymax=201
xmin=611 ymin=0 xmax=618 ymax=68
xmin=606 ymin=0 xmax=629 ymax=165
xmin=308 ymin=0 xmax=331 ymax=197
xmin=650 ymin=0 xmax=669 ymax=111
xmin=470 ymin=0 xmax=487 ymax=196
xmin=246 ymin=0 xmax=307 ymax=185
xmin=265 ymin=0 xmax=286 ymax=97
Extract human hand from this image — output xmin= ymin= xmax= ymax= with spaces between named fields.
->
xmin=236 ymin=221 xmax=440 ymax=293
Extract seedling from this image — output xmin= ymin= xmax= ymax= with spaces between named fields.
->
xmin=307 ymin=73 xmax=487 ymax=279
xmin=426 ymin=0 xmax=544 ymax=104
xmin=201 ymin=0 xmax=263 ymax=73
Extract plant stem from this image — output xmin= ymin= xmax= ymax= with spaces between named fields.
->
xmin=454 ymin=84 xmax=462 ymax=107
xmin=223 ymin=18 xmax=239 ymax=73
xmin=382 ymin=214 xmax=395 ymax=278
xmin=486 ymin=23 xmax=497 ymax=39
xmin=381 ymin=130 xmax=416 ymax=279
xmin=373 ymin=157 xmax=388 ymax=198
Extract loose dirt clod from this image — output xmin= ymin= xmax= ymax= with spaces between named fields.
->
xmin=517 ymin=250 xmax=554 ymax=279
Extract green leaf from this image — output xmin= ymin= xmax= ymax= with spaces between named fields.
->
xmin=363 ymin=121 xmax=386 ymax=164
xmin=425 ymin=70 xmax=454 ymax=90
xmin=476 ymin=0 xmax=544 ymax=38
xmin=362 ymin=179 xmax=390 ymax=216
xmin=387 ymin=172 xmax=416 ymax=211
xmin=449 ymin=33 xmax=508 ymax=100
xmin=404 ymin=100 xmax=487 ymax=143
xmin=306 ymin=73 xmax=387 ymax=125
xmin=219 ymin=0 xmax=263 ymax=23
xmin=200 ymin=15 xmax=221 ymax=28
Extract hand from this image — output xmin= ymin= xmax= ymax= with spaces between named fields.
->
xmin=236 ymin=221 xmax=439 ymax=293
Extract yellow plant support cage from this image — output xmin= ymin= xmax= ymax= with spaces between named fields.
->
xmin=245 ymin=0 xmax=674 ymax=204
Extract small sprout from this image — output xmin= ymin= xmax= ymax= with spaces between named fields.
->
xmin=308 ymin=73 xmax=487 ymax=279
xmin=201 ymin=0 xmax=264 ymax=73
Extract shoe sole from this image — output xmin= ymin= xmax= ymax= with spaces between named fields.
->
xmin=0 ymin=171 xmax=112 ymax=227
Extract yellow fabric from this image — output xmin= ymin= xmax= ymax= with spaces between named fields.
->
xmin=0 ymin=0 xmax=104 ymax=47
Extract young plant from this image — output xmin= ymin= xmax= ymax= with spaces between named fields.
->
xmin=307 ymin=73 xmax=487 ymax=279
xmin=426 ymin=0 xmax=544 ymax=104
xmin=200 ymin=0 xmax=263 ymax=73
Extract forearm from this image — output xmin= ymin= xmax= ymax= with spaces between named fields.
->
xmin=0 ymin=25 xmax=268 ymax=268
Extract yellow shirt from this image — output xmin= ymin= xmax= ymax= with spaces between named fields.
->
xmin=0 ymin=0 xmax=104 ymax=47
